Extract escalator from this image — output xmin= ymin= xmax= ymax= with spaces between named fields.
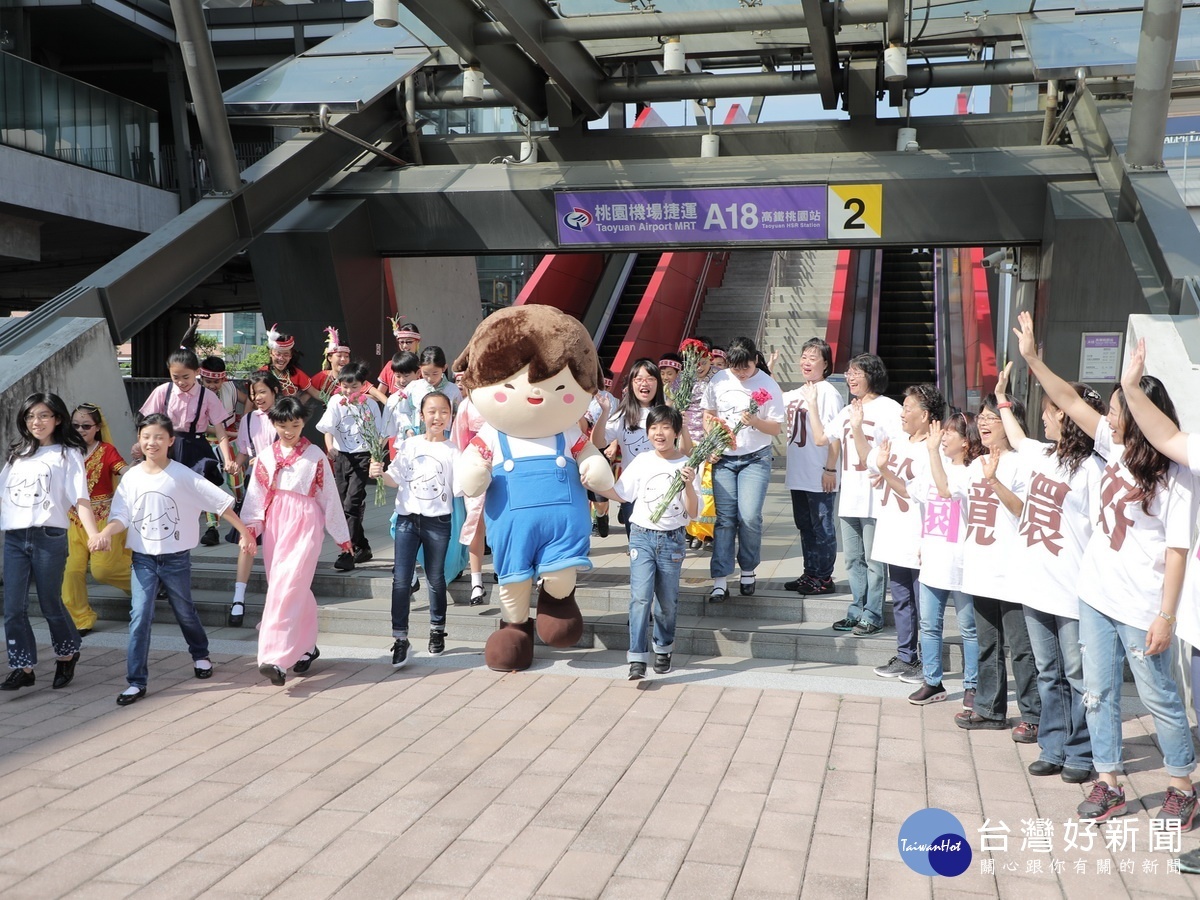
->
xmin=596 ymin=253 xmax=662 ymax=371
xmin=874 ymin=248 xmax=937 ymax=394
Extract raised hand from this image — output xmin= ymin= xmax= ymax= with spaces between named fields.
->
xmin=848 ymin=398 xmax=864 ymax=429
xmin=1014 ymin=311 xmax=1038 ymax=361
xmin=995 ymin=360 xmax=1013 ymax=398
xmin=927 ymin=420 xmax=943 ymax=452
xmin=982 ymin=451 xmax=999 ymax=483
xmin=800 ymin=382 xmax=818 ymax=406
xmin=875 ymin=438 xmax=892 ymax=471
xmin=1121 ymin=337 xmax=1146 ymax=390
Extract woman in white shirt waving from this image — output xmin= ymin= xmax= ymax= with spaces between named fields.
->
xmin=0 ymin=393 xmax=100 ymax=692
xmin=1017 ymin=312 xmax=1197 ymax=830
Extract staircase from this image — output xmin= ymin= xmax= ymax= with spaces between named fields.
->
xmin=759 ymin=249 xmax=841 ymax=392
xmin=875 ymin=249 xmax=937 ymax=394
xmin=596 ymin=253 xmax=660 ymax=371
xmin=693 ymin=250 xmax=775 ymax=347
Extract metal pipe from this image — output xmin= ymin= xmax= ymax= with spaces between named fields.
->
xmin=472 ymin=1 xmax=889 ymax=45
xmin=1045 ymin=69 xmax=1088 ymax=147
xmin=1126 ymin=0 xmax=1183 ymax=169
xmin=168 ymin=0 xmax=241 ymax=194
xmin=886 ymin=0 xmax=905 ymax=46
xmin=319 ymin=106 xmax=409 ymax=167
xmin=404 ymin=75 xmax=423 ymax=166
xmin=417 ymin=58 xmax=1039 ymax=108
xmin=1040 ymin=79 xmax=1058 ymax=146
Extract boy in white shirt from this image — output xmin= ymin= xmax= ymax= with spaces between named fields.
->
xmin=589 ymin=406 xmax=699 ymax=680
xmin=316 ymin=362 xmax=383 ymax=571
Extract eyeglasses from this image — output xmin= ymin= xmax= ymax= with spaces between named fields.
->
xmin=72 ymin=423 xmax=96 ymax=430
xmin=631 ymin=376 xmax=657 ymax=385
xmin=976 ymin=412 xmax=1002 ymax=424
xmin=25 ymin=413 xmax=55 ymax=423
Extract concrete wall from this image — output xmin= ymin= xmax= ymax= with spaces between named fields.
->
xmin=1128 ymin=314 xmax=1200 ymax=434
xmin=0 ymin=317 xmax=135 ymax=461
xmin=386 ymin=257 xmax=482 ymax=363
xmin=0 ymin=145 xmax=179 ymax=234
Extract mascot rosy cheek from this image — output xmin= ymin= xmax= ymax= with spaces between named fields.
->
xmin=453 ymin=306 xmax=615 ymax=672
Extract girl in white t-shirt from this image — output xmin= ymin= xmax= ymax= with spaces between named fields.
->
xmin=227 ymin=370 xmax=282 ymax=628
xmin=0 ymin=392 xmax=100 ymax=692
xmin=1019 ymin=314 xmax=1197 ymax=829
xmin=592 ymin=359 xmax=666 ymax=537
xmin=870 ymin=384 xmax=946 ymax=685
xmin=931 ymin=394 xmax=1039 ymax=739
xmin=407 ymin=347 xmax=464 ymax=430
xmin=92 ymin=414 xmax=257 ymax=706
xmin=371 ymin=392 xmax=461 ymax=667
xmin=588 ymin=406 xmax=698 ymax=681
xmin=909 ymin=414 xmax=982 ymax=708
xmin=996 ymin=361 xmax=1104 ymax=784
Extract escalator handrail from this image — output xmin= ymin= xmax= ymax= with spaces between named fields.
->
xmin=590 ymin=253 xmax=639 ymax=346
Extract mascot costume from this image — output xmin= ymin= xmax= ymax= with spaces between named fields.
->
xmin=453 ymin=306 xmax=615 ymax=671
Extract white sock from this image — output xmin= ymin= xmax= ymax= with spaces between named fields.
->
xmin=121 ymin=685 xmax=142 ymax=696
xmin=194 ymin=659 xmax=212 ymax=672
xmin=471 ymin=572 xmax=483 ymax=588
xmin=740 ymin=571 xmax=756 ymax=583
xmin=713 ymin=576 xmax=727 ymax=591
xmin=232 ymin=583 xmax=246 ymax=604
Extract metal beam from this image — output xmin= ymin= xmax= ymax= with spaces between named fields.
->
xmin=482 ymin=0 xmax=609 ymax=121
xmin=310 ymin=146 xmax=1095 ymax=256
xmin=801 ymin=0 xmax=842 ymax=109
xmin=399 ymin=0 xmax=549 ymax=120
xmin=1126 ymin=0 xmax=1184 ymax=169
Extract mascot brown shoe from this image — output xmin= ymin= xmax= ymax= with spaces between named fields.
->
xmin=485 ymin=619 xmax=535 ymax=672
xmin=534 ymin=584 xmax=584 ymax=648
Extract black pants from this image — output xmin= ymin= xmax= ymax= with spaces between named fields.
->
xmin=973 ymin=595 xmax=1041 ymax=723
xmin=334 ymin=451 xmax=373 ymax=551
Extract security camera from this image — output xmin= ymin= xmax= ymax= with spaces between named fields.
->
xmin=981 ymin=249 xmax=1012 ymax=269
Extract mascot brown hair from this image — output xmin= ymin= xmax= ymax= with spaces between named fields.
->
xmin=454 ymin=306 xmax=614 ymax=671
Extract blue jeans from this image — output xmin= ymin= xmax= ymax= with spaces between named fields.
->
xmin=628 ymin=524 xmax=685 ymax=663
xmin=840 ymin=516 xmax=885 ymax=627
xmin=889 ymin=565 xmax=920 ymax=665
xmin=974 ymin=596 xmax=1040 ymax=723
xmin=391 ymin=513 xmax=451 ymax=638
xmin=128 ymin=550 xmax=209 ymax=689
xmin=4 ymin=527 xmax=79 ymax=669
xmin=1025 ymin=608 xmax=1091 ymax=770
xmin=1079 ymin=601 xmax=1196 ymax=777
xmin=918 ymin=584 xmax=977 ymax=689
xmin=710 ymin=448 xmax=772 ymax=579
xmin=790 ymin=490 xmax=837 ymax=579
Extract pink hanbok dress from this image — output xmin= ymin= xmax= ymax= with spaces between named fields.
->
xmin=452 ymin=397 xmax=489 ymax=546
xmin=240 ymin=439 xmax=350 ymax=669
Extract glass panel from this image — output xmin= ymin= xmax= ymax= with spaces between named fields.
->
xmin=1022 ymin=8 xmax=1200 ymax=78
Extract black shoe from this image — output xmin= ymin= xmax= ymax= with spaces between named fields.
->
xmin=709 ymin=587 xmax=728 ymax=603
xmin=596 ymin=514 xmax=609 ymax=538
xmin=292 ymin=647 xmax=320 ymax=675
xmin=194 ymin=660 xmax=213 ymax=679
xmin=116 ymin=687 xmax=146 ymax=706
xmin=227 ymin=600 xmax=245 ymax=628
xmin=53 ymin=652 xmax=80 ymax=690
xmin=428 ymin=630 xmax=446 ymax=656
xmin=354 ymin=546 xmax=373 ymax=564
xmin=1061 ymin=767 xmax=1093 ymax=784
xmin=802 ymin=577 xmax=836 ymax=596
xmin=334 ymin=552 xmax=355 ymax=572
xmin=411 ymin=576 xmax=421 ymax=592
xmin=1028 ymin=760 xmax=1064 ymax=776
xmin=469 ymin=585 xmax=486 ymax=606
xmin=1 ymin=668 xmax=34 ymax=691
xmin=831 ymin=617 xmax=858 ymax=632
xmin=391 ymin=639 xmax=411 ymax=669
xmin=77 ymin=628 xmax=92 ymax=638
xmin=200 ymin=526 xmax=220 ymax=547
xmin=852 ymin=621 xmax=882 ymax=637
xmin=628 ymin=662 xmax=646 ymax=681
xmin=653 ymin=653 xmax=672 ymax=675
xmin=739 ymin=578 xmax=756 ymax=596
xmin=784 ymin=576 xmax=812 ymax=593
xmin=258 ymin=663 xmax=285 ymax=686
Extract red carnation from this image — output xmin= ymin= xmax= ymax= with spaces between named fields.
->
xmin=751 ymin=388 xmax=772 ymax=407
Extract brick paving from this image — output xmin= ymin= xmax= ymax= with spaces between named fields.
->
xmin=0 ymin=633 xmax=1197 ymax=898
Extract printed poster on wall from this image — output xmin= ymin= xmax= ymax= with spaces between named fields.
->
xmin=1078 ymin=332 xmax=1123 ymax=383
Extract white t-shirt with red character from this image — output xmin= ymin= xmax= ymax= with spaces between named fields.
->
xmin=946 ymin=451 xmax=1027 ymax=601
xmin=829 ymin=395 xmax=902 ymax=519
xmin=1079 ymin=419 xmax=1194 ymax=632
xmin=781 ymin=381 xmax=843 ymax=493
xmin=867 ymin=436 xmax=929 ymax=570
xmin=1010 ymin=440 xmax=1103 ymax=618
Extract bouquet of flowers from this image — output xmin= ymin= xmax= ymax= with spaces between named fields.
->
xmin=345 ymin=390 xmax=390 ymax=506
xmin=666 ymin=338 xmax=709 ymax=410
xmin=650 ymin=388 xmax=771 ymax=522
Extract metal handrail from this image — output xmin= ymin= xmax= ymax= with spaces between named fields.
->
xmin=681 ymin=252 xmax=720 ymax=340
xmin=755 ymin=250 xmax=779 ymax=347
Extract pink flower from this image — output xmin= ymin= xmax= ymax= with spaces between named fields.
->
xmin=751 ymin=388 xmax=772 ymax=407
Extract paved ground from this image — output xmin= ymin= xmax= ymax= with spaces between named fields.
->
xmin=4 ymin=471 xmax=1200 ymax=897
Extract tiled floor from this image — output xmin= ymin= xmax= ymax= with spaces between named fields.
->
xmin=3 ymin=471 xmax=1199 ymax=897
